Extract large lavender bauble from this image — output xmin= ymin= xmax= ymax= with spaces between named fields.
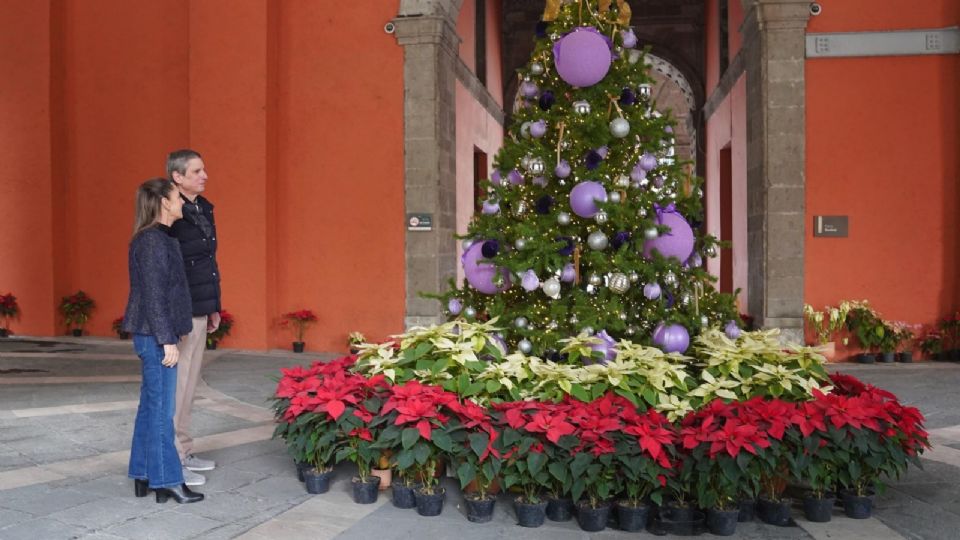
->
xmin=461 ymin=242 xmax=510 ymax=294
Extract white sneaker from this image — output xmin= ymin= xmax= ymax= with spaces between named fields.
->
xmin=183 ymin=454 xmax=216 ymax=471
xmin=182 ymin=467 xmax=206 ymax=486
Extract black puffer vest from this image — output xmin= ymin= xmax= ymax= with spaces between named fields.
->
xmin=170 ymin=194 xmax=222 ymax=316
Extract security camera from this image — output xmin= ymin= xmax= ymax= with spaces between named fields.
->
xmin=809 ymin=3 xmax=822 ymax=16
xmin=384 ymin=21 xmax=396 ymax=34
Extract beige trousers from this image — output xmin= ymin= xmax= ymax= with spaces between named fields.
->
xmin=174 ymin=315 xmax=208 ymax=460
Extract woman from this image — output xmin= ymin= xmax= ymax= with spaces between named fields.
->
xmin=122 ymin=178 xmax=203 ymax=504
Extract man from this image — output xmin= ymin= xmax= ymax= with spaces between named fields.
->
xmin=167 ymin=149 xmax=221 ymax=486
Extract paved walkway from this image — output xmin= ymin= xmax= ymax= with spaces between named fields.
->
xmin=0 ymin=336 xmax=958 ymax=539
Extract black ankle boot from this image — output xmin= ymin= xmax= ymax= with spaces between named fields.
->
xmin=134 ymin=479 xmax=150 ymax=497
xmin=155 ymin=484 xmax=204 ymax=504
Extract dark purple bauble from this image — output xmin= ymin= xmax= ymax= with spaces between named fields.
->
xmin=611 ymin=231 xmax=631 ymax=250
xmin=539 ymin=91 xmax=555 ymax=111
xmin=556 ymin=236 xmax=575 ymax=256
xmin=481 ymin=240 xmax=499 ymax=258
xmin=655 ymin=324 xmax=690 ymax=354
xmin=535 ymin=195 xmax=554 ymax=214
xmin=553 ymin=27 xmax=612 ymax=88
xmin=535 ymin=21 xmax=549 ymax=39
xmin=462 ymin=242 xmax=510 ymax=295
xmin=585 ymin=150 xmax=603 ymax=170
xmin=665 ymin=291 xmax=675 ymax=308
xmin=619 ymin=87 xmax=636 ymax=106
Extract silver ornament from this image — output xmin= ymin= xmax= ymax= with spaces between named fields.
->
xmin=615 ymin=175 xmax=630 ymax=188
xmin=513 ymin=200 xmax=527 ymax=216
xmin=587 ymin=231 xmax=609 ymax=250
xmin=627 ymin=49 xmax=642 ymax=64
xmin=643 ymin=227 xmax=659 ymax=240
xmin=701 ymin=315 xmax=710 ymax=327
xmin=520 ymin=121 xmax=532 ymax=139
xmin=706 ymin=245 xmax=718 ymax=258
xmin=514 ymin=238 xmax=527 ymax=250
xmin=542 ymin=277 xmax=561 ymax=298
xmin=514 ymin=317 xmax=528 ymax=329
xmin=547 ymin=320 xmax=558 ymax=330
xmin=528 ymin=158 xmax=545 ymax=175
xmin=626 ymin=325 xmax=638 ymax=335
xmin=628 ymin=272 xmax=639 ymax=283
xmin=462 ymin=238 xmax=475 ymax=250
xmin=639 ymin=84 xmax=652 ymax=98
xmin=609 ymin=118 xmax=630 ymax=138
xmin=573 ymin=100 xmax=591 ymax=115
xmin=464 ymin=306 xmax=477 ymax=319
xmin=664 ymin=272 xmax=677 ymax=286
xmin=609 ymin=192 xmax=621 ymax=203
xmin=582 ymin=326 xmax=595 ymax=336
xmin=518 ymin=339 xmax=533 ymax=354
xmin=681 ymin=293 xmax=691 ymax=306
xmin=530 ymin=62 xmax=544 ymax=76
xmin=619 ymin=312 xmax=628 ymax=321
xmin=588 ymin=273 xmax=602 ymax=286
xmin=549 ymin=32 xmax=560 ymax=41
xmin=608 ymin=273 xmax=630 ymax=294
xmin=569 ymin=314 xmax=579 ymax=325
xmin=520 ymin=155 xmax=532 ymax=170
xmin=638 ymin=207 xmax=648 ymax=218
xmin=594 ymin=211 xmax=608 ymax=224
xmin=557 ymin=212 xmax=572 ymax=226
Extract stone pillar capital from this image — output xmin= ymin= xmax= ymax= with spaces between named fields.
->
xmin=741 ymin=0 xmax=811 ymax=36
xmin=393 ymin=15 xmax=460 ymax=51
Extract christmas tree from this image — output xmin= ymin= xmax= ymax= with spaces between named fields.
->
xmin=439 ymin=0 xmax=738 ymax=359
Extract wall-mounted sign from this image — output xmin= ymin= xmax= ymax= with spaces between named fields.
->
xmin=407 ymin=213 xmax=433 ymax=231
xmin=813 ymin=215 xmax=848 ymax=237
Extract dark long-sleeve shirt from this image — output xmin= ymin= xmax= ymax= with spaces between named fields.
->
xmin=122 ymin=224 xmax=193 ymax=344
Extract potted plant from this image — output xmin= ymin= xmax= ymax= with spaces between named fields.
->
xmin=453 ymin=400 xmax=503 ymax=523
xmin=370 ymin=451 xmax=392 ymax=491
xmin=112 ymin=317 xmax=130 ymax=340
xmin=59 ymin=290 xmax=95 ymax=336
xmin=784 ymin=396 xmax=838 ymax=522
xmin=206 ymin=309 xmax=233 ymax=349
xmin=616 ymin=408 xmax=676 ymax=532
xmin=281 ymin=309 xmax=318 ymax=353
xmin=843 ymin=301 xmax=883 ymax=363
xmin=336 ymin=391 xmax=386 ymax=504
xmin=938 ymin=312 xmax=960 ymax=361
xmin=0 ymin=292 xmax=20 ymax=338
xmin=919 ymin=329 xmax=943 ymax=361
xmin=877 ymin=320 xmax=898 ymax=363
xmin=497 ymin=401 xmax=561 ymax=528
xmin=803 ymin=303 xmax=848 ymax=361
xmin=348 ymin=331 xmax=366 ymax=354
xmin=892 ymin=322 xmax=917 ymax=363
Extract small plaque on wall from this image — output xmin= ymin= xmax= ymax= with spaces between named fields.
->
xmin=813 ymin=215 xmax=848 ymax=237
xmin=407 ymin=213 xmax=433 ymax=231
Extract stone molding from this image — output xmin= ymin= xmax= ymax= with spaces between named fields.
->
xmin=453 ymin=56 xmax=505 ymax=126
xmin=703 ymin=48 xmax=744 ymax=120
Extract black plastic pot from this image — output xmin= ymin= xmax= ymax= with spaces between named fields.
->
xmin=546 ymin=497 xmax=574 ymax=521
xmin=414 ymin=486 xmax=445 ymax=517
xmin=880 ymin=351 xmax=896 ymax=363
xmin=292 ymin=341 xmax=305 ymax=353
xmin=738 ymin=498 xmax=756 ymax=522
xmin=464 ymin=493 xmax=496 ymax=523
xmin=802 ymin=494 xmax=835 ymax=522
xmin=303 ymin=467 xmax=333 ymax=494
xmin=661 ymin=501 xmax=698 ymax=522
xmin=757 ymin=497 xmax=792 ymax=526
xmin=295 ymin=460 xmax=309 ymax=482
xmin=514 ymin=498 xmax=547 ymax=528
xmin=352 ymin=476 xmax=380 ymax=504
xmin=575 ymin=501 xmax=610 ymax=532
xmin=391 ymin=482 xmax=420 ymax=509
xmin=898 ymin=351 xmax=913 ymax=363
xmin=706 ymin=508 xmax=739 ymax=536
xmin=857 ymin=353 xmax=876 ymax=364
xmin=659 ymin=509 xmax=705 ymax=536
xmin=206 ymin=341 xmax=218 ymax=350
xmin=71 ymin=328 xmax=83 ymax=337
xmin=0 ymin=328 xmax=8 ymax=338
xmin=615 ymin=501 xmax=649 ymax=532
xmin=840 ymin=490 xmax=873 ymax=519
xmin=118 ymin=331 xmax=130 ymax=340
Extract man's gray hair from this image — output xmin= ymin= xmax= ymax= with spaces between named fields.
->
xmin=166 ymin=149 xmax=202 ymax=180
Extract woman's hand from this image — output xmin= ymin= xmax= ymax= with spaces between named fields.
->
xmin=162 ymin=344 xmax=179 ymax=367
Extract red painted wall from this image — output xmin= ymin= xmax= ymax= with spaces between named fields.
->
xmin=806 ymin=1 xmax=960 ymax=331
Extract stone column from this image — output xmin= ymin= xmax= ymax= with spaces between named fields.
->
xmin=394 ymin=13 xmax=461 ymax=329
xmin=740 ymin=0 xmax=810 ymax=341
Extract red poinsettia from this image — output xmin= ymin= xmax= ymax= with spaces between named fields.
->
xmin=281 ymin=309 xmax=318 ymax=342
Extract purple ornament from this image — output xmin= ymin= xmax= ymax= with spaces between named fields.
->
xmin=530 ymin=120 xmax=547 ymax=138
xmin=521 ymin=270 xmax=540 ymax=292
xmin=539 ymin=91 xmax=555 ymax=111
xmin=590 ymin=330 xmax=618 ymax=364
xmin=481 ymin=240 xmax=499 ymax=258
xmin=686 ymin=253 xmax=703 ymax=268
xmin=638 ymin=152 xmax=658 ymax=172
xmin=561 ymin=263 xmax=576 ymax=282
xmin=535 ymin=195 xmax=554 ymax=214
xmin=611 ymin=231 xmax=631 ymax=250
xmin=569 ymin=181 xmax=607 ymax=218
xmin=653 ymin=175 xmax=665 ymax=188
xmin=665 ymin=125 xmax=674 ymax=134
xmin=532 ymin=176 xmax=548 ymax=187
xmin=489 ymin=333 xmax=508 ymax=354
xmin=462 ymin=242 xmax=510 ymax=294
xmin=520 ymin=81 xmax=539 ymax=98
xmin=508 ymin=169 xmax=524 ymax=185
xmin=481 ymin=199 xmax=500 ymax=215
xmin=643 ymin=282 xmax=662 ymax=300
xmin=585 ymin=150 xmax=603 ymax=170
xmin=447 ymin=298 xmax=463 ymax=315
xmin=553 ymin=27 xmax=612 ymax=88
xmin=643 ymin=205 xmax=695 ymax=262
xmin=490 ymin=170 xmax=502 ymax=186
xmin=619 ymin=87 xmax=637 ymax=106
xmin=596 ymin=146 xmax=609 ymax=159
xmin=724 ymin=321 xmax=742 ymax=339
xmin=621 ymin=28 xmax=638 ymax=49
xmin=556 ymin=236 xmax=575 ymax=256
xmin=630 ymin=164 xmax=647 ymax=183
xmin=555 ymin=160 xmax=571 ymax=178
xmin=654 ymin=323 xmax=690 ymax=354
xmin=535 ymin=21 xmax=549 ymax=39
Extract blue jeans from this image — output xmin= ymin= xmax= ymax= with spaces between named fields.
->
xmin=128 ymin=334 xmax=183 ymax=488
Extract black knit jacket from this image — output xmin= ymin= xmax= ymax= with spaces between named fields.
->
xmin=171 ymin=194 xmax=222 ymax=316
xmin=122 ymin=225 xmax=193 ymax=344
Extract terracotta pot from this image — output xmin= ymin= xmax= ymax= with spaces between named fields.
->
xmin=818 ymin=341 xmax=836 ymax=361
xmin=371 ymin=468 xmax=392 ymax=490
